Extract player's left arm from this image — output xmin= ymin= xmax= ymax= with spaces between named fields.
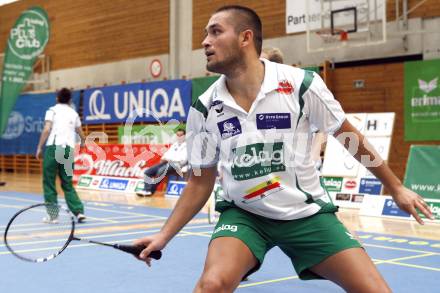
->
xmin=333 ymin=120 xmax=433 ymax=224
xmin=36 ymin=121 xmax=52 ymax=160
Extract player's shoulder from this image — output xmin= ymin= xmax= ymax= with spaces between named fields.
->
xmin=274 ymin=63 xmax=313 ymax=82
xmin=191 ymin=76 xmax=222 ymax=118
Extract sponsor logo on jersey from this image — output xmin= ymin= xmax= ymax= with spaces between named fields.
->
xmin=210 ymin=100 xmax=224 ymax=116
xmin=241 ymin=176 xmax=284 ymax=204
xmin=231 ymin=142 xmax=286 ymax=180
xmin=217 ymin=117 xmax=242 ymax=139
xmin=256 ymin=113 xmax=291 ymax=129
xmin=276 ymin=80 xmax=294 ymax=94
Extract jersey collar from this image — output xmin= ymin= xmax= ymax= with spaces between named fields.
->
xmin=214 ymin=58 xmax=279 ymax=107
xmin=260 ymin=58 xmax=279 ymax=94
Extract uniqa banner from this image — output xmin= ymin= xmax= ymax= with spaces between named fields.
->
xmin=404 ymin=145 xmax=440 ymax=200
xmin=404 ymin=59 xmax=440 ymax=141
xmin=0 ymin=91 xmax=80 ymax=155
xmin=0 ymin=7 xmax=50 ymax=135
xmin=82 ymin=80 xmax=191 ymax=124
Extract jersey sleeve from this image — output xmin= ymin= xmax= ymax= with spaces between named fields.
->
xmin=44 ymin=108 xmax=55 ymax=122
xmin=302 ymin=72 xmax=345 ymax=133
xmin=75 ymin=114 xmax=81 ymax=128
xmin=186 ymin=107 xmax=219 ymax=169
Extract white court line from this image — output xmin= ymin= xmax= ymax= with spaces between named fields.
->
xmin=0 ymin=224 xmax=215 ymax=255
xmin=0 ymin=216 xmax=165 ymax=234
xmin=0 ymin=212 xmax=166 ymax=230
xmin=0 ymin=194 xmax=168 ymax=219
xmin=364 ymin=243 xmax=440 ymax=255
xmin=238 ymin=276 xmax=299 ymax=288
xmin=373 ymin=252 xmax=437 ymax=264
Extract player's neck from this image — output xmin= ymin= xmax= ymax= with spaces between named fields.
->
xmin=225 ymin=58 xmax=264 ymax=106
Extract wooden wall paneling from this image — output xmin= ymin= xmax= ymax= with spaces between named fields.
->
xmin=0 ymin=0 xmax=169 ymax=70
xmin=192 ymin=0 xmax=285 ymax=50
xmin=329 ymin=62 xmax=438 ymax=181
xmin=387 ymin=0 xmax=440 ymax=21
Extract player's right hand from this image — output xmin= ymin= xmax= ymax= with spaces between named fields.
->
xmin=133 ymin=233 xmax=168 ymax=267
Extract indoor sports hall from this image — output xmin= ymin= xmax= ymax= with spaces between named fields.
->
xmin=0 ymin=1 xmax=439 ymax=293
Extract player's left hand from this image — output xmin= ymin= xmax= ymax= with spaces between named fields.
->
xmin=35 ymin=147 xmax=42 ymax=160
xmin=392 ymin=185 xmax=434 ymax=225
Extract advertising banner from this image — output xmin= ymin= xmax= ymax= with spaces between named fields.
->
xmin=191 ymin=76 xmax=219 ymax=103
xmin=73 ymin=143 xmax=168 ymax=182
xmin=360 ymin=194 xmax=440 ymax=222
xmin=285 ymin=0 xmax=384 ymax=34
xmin=76 ymin=175 xmax=145 ymax=194
xmin=0 ymin=92 xmax=80 ymax=154
xmin=82 ymin=80 xmax=191 ymax=124
xmin=404 ymin=59 xmax=440 ymax=141
xmin=404 ymin=145 xmax=440 ymax=200
xmin=321 ymin=112 xmax=395 ymax=208
xmin=0 ymin=7 xmax=50 ymax=135
xmin=118 ymin=124 xmax=184 ymax=144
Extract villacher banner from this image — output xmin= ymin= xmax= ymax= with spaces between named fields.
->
xmin=73 ymin=143 xmax=168 ymax=182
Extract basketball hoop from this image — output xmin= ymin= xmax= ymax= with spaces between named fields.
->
xmin=316 ymin=28 xmax=348 ymax=43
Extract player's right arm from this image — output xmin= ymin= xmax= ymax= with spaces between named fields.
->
xmin=135 ymin=166 xmax=217 ymax=265
xmin=135 ymin=100 xmax=219 ymax=265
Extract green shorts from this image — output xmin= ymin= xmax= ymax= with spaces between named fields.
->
xmin=211 ymin=205 xmax=362 ymax=280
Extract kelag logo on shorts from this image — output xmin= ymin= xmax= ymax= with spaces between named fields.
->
xmin=231 ymin=142 xmax=285 ymax=181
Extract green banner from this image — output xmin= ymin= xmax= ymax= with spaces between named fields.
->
xmin=404 ymin=145 xmax=440 ymax=200
xmin=0 ymin=7 xmax=50 ymax=135
xmin=118 ymin=124 xmax=184 ymax=144
xmin=191 ymin=76 xmax=219 ymax=103
xmin=404 ymin=59 xmax=440 ymax=141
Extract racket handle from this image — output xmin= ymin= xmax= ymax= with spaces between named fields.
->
xmin=115 ymin=244 xmax=162 ymax=260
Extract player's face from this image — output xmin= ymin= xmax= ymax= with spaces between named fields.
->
xmin=202 ymin=11 xmax=243 ymax=74
xmin=176 ymin=131 xmax=185 ymax=143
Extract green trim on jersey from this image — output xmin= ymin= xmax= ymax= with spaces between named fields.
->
xmin=295 ymin=174 xmax=327 ymax=208
xmin=297 ymin=70 xmax=315 ymax=124
xmin=191 ymin=98 xmax=208 ymax=118
xmin=295 ymin=174 xmax=314 ymax=204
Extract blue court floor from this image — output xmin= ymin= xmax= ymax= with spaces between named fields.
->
xmin=1 ymin=191 xmax=439 ymax=293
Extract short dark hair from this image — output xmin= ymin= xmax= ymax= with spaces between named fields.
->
xmin=176 ymin=128 xmax=186 ymax=135
xmin=215 ymin=5 xmax=262 ymax=55
xmin=57 ymin=88 xmax=72 ymax=104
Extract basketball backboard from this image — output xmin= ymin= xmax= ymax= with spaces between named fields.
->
xmin=302 ymin=0 xmax=387 ymax=52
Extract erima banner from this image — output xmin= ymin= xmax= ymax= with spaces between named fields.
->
xmin=404 ymin=145 xmax=440 ymax=200
xmin=83 ymin=80 xmax=191 ymax=124
xmin=118 ymin=124 xmax=184 ymax=144
xmin=0 ymin=7 xmax=50 ymax=135
xmin=404 ymin=59 xmax=440 ymax=141
xmin=0 ymin=92 xmax=80 ymax=155
xmin=285 ymin=0 xmax=384 ymax=34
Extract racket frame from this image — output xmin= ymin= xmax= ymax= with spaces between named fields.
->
xmin=4 ymin=203 xmax=75 ymax=263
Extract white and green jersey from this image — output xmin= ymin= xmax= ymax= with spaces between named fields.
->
xmin=187 ymin=59 xmax=345 ymax=220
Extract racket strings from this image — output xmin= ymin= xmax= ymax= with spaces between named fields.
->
xmin=5 ymin=204 xmax=74 ymax=262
